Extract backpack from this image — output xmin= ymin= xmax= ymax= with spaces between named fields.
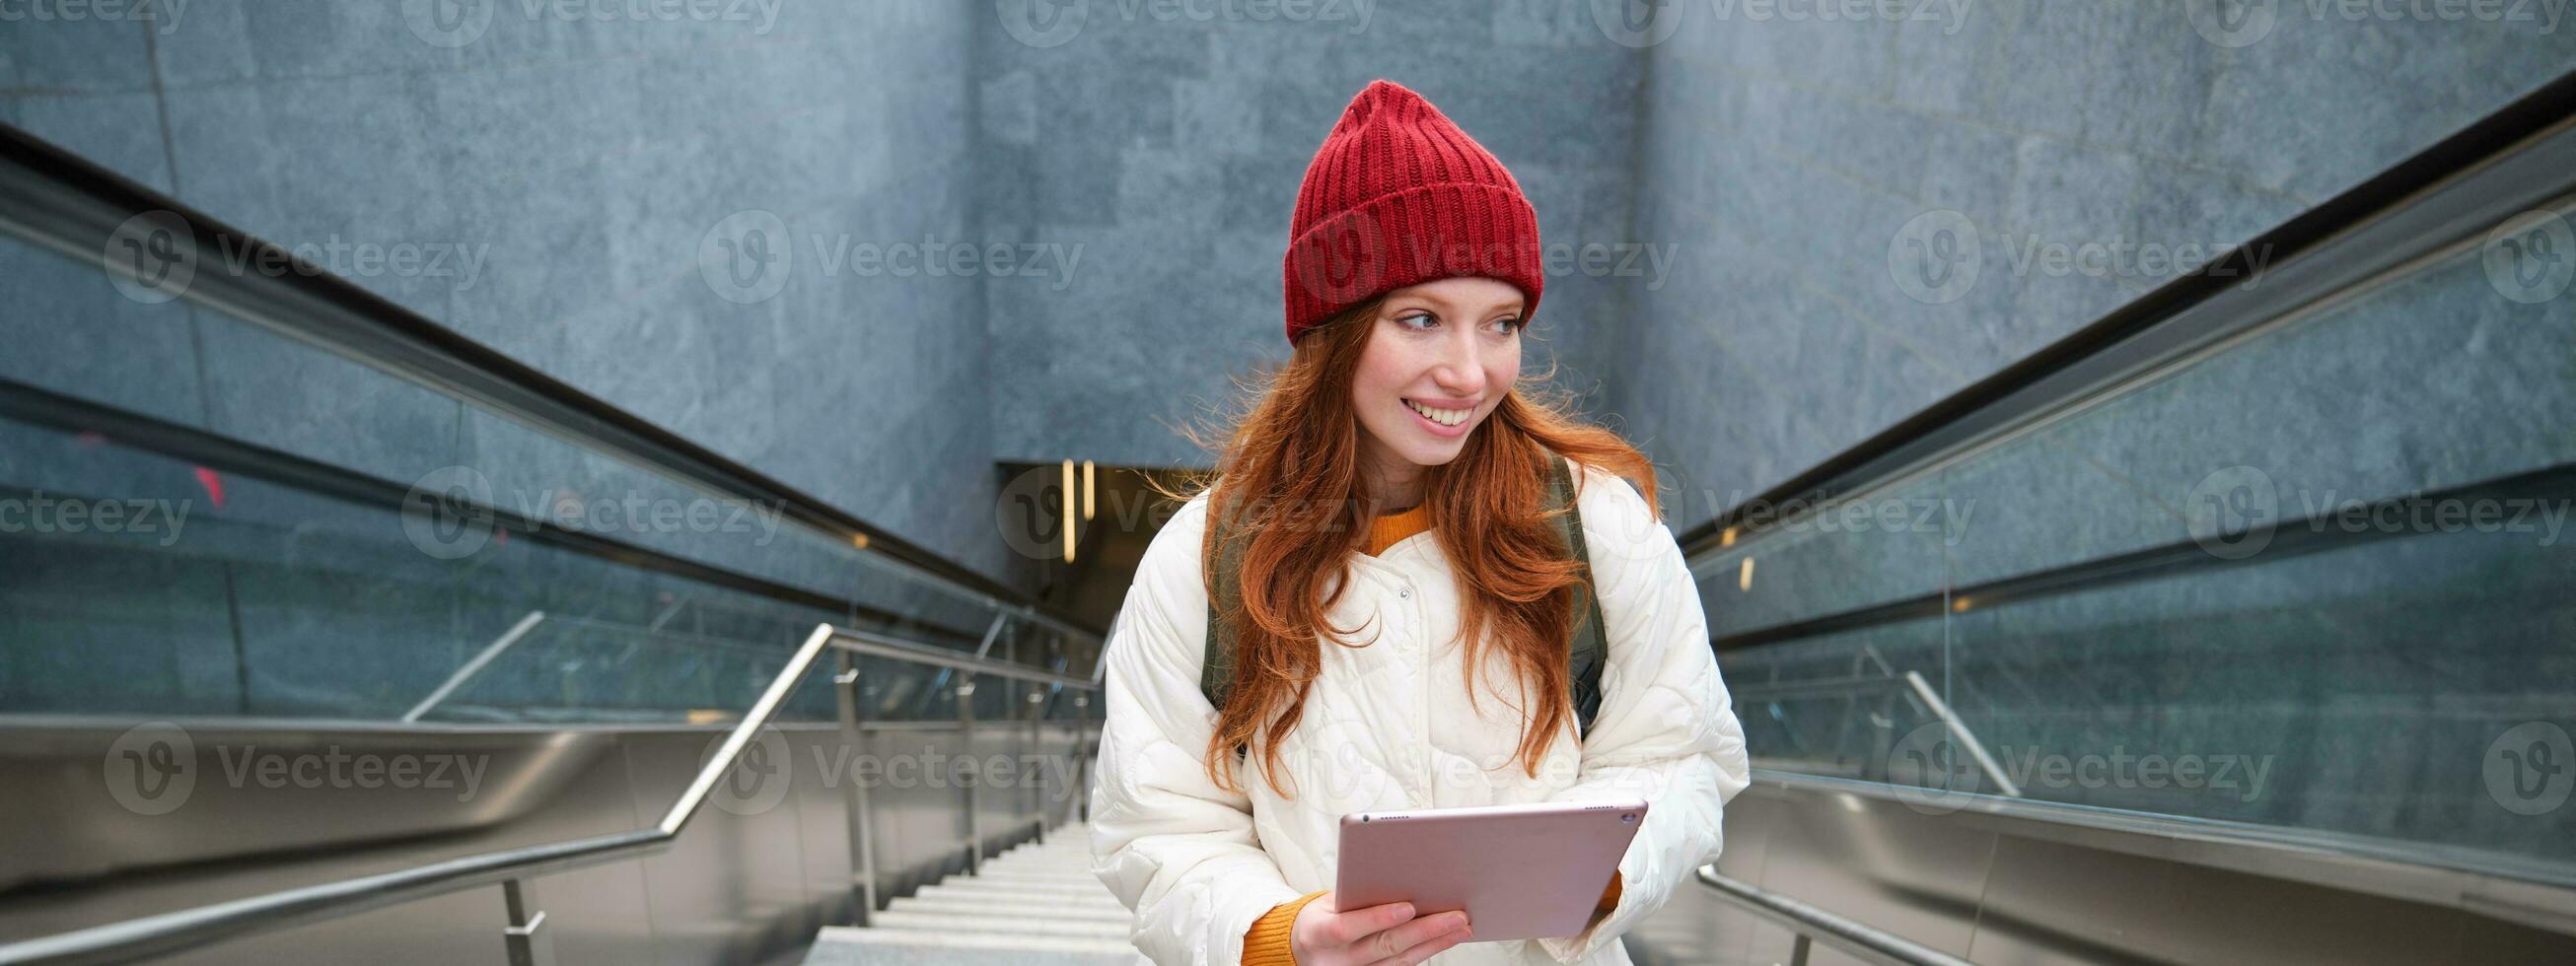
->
xmin=1198 ymin=451 xmax=1609 ymax=744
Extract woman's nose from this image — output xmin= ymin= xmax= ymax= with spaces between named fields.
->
xmin=1433 ymin=332 xmax=1487 ymax=395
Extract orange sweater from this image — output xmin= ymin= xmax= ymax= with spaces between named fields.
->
xmin=1242 ymin=505 xmax=1621 ymax=963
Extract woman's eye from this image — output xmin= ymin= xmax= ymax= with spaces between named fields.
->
xmin=1493 ymin=317 xmax=1525 ymax=335
xmin=1396 ymin=312 xmax=1437 ymax=330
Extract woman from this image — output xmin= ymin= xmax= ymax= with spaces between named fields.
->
xmin=1090 ymin=79 xmax=1750 ymax=966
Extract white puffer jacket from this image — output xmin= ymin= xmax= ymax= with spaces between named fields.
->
xmin=1089 ymin=460 xmax=1753 ymax=965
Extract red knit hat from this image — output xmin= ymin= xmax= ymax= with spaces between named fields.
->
xmin=1282 ymin=79 xmax=1544 ymax=345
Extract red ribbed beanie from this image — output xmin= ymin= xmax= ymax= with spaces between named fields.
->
xmin=1282 ymin=79 xmax=1543 ymax=345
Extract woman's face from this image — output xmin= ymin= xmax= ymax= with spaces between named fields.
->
xmin=1349 ymin=276 xmax=1526 ymax=484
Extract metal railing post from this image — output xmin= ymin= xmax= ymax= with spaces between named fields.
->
xmin=832 ymin=650 xmax=877 ymax=926
xmin=958 ymin=676 xmax=980 ymax=874
xmin=1027 ymin=688 xmax=1046 ymax=842
xmin=499 ymin=878 xmax=553 ymax=966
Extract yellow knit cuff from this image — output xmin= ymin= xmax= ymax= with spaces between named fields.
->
xmin=1592 ymin=870 xmax=1622 ymax=925
xmin=1244 ymin=889 xmax=1331 ymax=966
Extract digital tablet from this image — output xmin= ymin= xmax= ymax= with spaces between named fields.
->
xmin=1334 ymin=798 xmax=1648 ymax=942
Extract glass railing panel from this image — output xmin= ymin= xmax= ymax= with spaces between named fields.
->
xmin=1712 ymin=195 xmax=2576 ymax=875
xmin=1695 ymin=469 xmax=1956 ymax=642
xmin=0 ymin=205 xmax=1081 ymax=726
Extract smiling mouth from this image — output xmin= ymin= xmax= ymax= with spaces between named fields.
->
xmin=1403 ymin=398 xmax=1472 ymax=427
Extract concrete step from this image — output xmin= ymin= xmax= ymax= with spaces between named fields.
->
xmin=914 ymin=881 xmax=1117 ymax=905
xmin=803 ymin=927 xmax=1133 ymax=965
xmin=958 ymin=875 xmax=1097 ymax=891
xmin=868 ymin=911 xmax=1129 ymax=940
xmin=798 ymin=823 xmax=1136 ymax=965
xmin=884 ymin=897 xmax=1130 ymax=922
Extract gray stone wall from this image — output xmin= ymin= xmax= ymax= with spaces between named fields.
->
xmin=974 ymin=0 xmax=1645 ymax=467
xmin=0 ymin=0 xmax=1013 ymax=582
xmin=1623 ymin=0 xmax=2576 ymax=522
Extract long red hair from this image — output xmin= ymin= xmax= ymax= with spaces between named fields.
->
xmin=1158 ymin=295 xmax=1660 ymax=797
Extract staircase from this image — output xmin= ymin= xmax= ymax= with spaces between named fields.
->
xmin=804 ymin=825 xmax=1138 ymax=965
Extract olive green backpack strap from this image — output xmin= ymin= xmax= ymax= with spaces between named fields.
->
xmin=1202 ymin=462 xmax=1608 ymax=742
xmin=1545 ymin=452 xmax=1610 ymax=741
xmin=1201 ymin=488 xmax=1252 ymax=726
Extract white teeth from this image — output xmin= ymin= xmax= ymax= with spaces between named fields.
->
xmin=1404 ymin=399 xmax=1469 ymax=426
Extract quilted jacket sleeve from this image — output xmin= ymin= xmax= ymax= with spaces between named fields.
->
xmin=1089 ymin=498 xmax=1305 ymax=965
xmin=1538 ymin=464 xmax=1753 ymax=964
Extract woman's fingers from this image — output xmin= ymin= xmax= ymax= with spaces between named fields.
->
xmin=1324 ymin=899 xmax=1419 ymax=946
xmin=1361 ymin=916 xmax=1471 ymax=966
xmin=1360 ymin=910 xmax=1470 ymax=964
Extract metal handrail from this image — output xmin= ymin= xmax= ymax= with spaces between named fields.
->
xmin=1731 ymin=669 xmax=2022 ymax=799
xmin=1694 ymin=866 xmax=1975 ymax=966
xmin=0 ymin=120 xmax=1103 ymax=654
xmin=400 ymin=611 xmax=547 ymax=723
xmin=0 ymin=624 xmax=1104 ymax=966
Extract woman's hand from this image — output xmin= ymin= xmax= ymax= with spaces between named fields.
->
xmin=1291 ymin=891 xmax=1472 ymax=965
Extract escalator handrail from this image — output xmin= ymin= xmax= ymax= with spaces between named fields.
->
xmin=0 ymin=624 xmax=1102 ymax=966
xmin=1693 ymin=866 xmax=1976 ymax=966
xmin=1679 ymin=68 xmax=2576 ymax=558
xmin=0 ymin=121 xmax=1100 ymax=648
